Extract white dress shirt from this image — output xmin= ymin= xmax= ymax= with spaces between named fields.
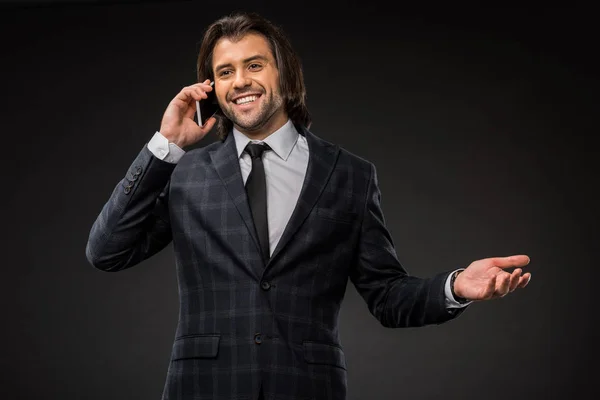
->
xmin=147 ymin=119 xmax=471 ymax=309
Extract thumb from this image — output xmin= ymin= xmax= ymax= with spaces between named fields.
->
xmin=491 ymin=255 xmax=531 ymax=270
xmin=201 ymin=116 xmax=217 ymax=132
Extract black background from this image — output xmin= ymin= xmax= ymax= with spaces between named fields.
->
xmin=1 ymin=1 xmax=597 ymax=399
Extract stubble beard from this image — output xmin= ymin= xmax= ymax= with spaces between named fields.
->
xmin=223 ymin=90 xmax=284 ymax=133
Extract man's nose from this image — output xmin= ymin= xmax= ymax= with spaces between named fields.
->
xmin=232 ymin=72 xmax=252 ymax=89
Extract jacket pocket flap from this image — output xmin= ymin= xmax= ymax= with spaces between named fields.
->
xmin=303 ymin=341 xmax=346 ymax=370
xmin=172 ymin=334 xmax=220 ymax=361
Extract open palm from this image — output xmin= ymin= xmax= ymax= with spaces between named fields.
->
xmin=454 ymin=255 xmax=532 ymax=301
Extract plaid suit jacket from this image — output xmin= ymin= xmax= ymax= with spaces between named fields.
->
xmin=86 ymin=125 xmax=466 ymax=400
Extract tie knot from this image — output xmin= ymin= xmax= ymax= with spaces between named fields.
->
xmin=245 ymin=142 xmax=271 ymax=159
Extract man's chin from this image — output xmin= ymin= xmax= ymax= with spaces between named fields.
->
xmin=231 ymin=115 xmax=267 ymax=133
xmin=234 ymin=123 xmax=265 ymax=134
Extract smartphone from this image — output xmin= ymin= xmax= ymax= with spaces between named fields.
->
xmin=196 ymin=81 xmax=220 ymax=127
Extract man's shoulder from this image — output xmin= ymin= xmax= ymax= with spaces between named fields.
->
xmin=337 ymin=146 xmax=373 ymax=170
xmin=307 ymin=129 xmax=374 ymax=173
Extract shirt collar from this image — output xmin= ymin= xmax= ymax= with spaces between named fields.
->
xmin=233 ymin=119 xmax=299 ymax=161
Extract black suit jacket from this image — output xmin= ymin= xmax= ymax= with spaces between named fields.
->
xmin=86 ymin=125 xmax=466 ymax=400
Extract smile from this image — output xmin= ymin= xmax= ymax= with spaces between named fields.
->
xmin=234 ymin=95 xmax=259 ymax=105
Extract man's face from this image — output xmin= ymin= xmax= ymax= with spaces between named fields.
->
xmin=212 ymin=33 xmax=286 ymax=136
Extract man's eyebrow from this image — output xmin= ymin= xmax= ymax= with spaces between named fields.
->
xmin=214 ymin=55 xmax=269 ymax=72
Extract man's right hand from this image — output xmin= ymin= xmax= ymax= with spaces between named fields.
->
xmin=159 ymin=79 xmax=217 ymax=149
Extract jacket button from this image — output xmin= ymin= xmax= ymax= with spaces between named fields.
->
xmin=124 ymin=187 xmax=131 ymax=194
xmin=254 ymin=333 xmax=262 ymax=344
xmin=260 ymin=281 xmax=271 ymax=291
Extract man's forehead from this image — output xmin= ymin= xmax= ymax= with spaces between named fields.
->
xmin=213 ymin=33 xmax=273 ymax=64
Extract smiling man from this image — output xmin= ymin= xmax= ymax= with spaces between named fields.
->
xmin=212 ymin=33 xmax=286 ymax=138
xmin=86 ymin=11 xmax=532 ymax=400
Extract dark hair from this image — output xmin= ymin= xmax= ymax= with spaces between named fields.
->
xmin=196 ymin=11 xmax=311 ymax=140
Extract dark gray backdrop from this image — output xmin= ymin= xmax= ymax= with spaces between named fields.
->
xmin=1 ymin=1 xmax=597 ymax=399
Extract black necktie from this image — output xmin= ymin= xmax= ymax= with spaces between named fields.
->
xmin=244 ymin=142 xmax=271 ymax=263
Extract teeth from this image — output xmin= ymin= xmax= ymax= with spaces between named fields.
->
xmin=235 ymin=95 xmax=257 ymax=105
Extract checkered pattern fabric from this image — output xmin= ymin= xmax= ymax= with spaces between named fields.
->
xmin=86 ymin=125 xmax=465 ymax=400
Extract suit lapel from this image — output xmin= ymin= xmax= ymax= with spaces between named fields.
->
xmin=209 ymin=134 xmax=262 ymax=258
xmin=268 ymin=126 xmax=340 ymax=265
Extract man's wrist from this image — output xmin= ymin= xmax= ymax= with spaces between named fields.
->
xmin=161 ymin=132 xmax=187 ymax=149
xmin=450 ymin=270 xmax=469 ymax=303
xmin=148 ymin=131 xmax=186 ymax=164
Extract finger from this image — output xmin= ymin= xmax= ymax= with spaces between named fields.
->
xmin=508 ymin=268 xmax=522 ymax=292
xmin=482 ymin=275 xmax=496 ymax=300
xmin=195 ymin=84 xmax=213 ymax=93
xmin=183 ymin=98 xmax=197 ymax=120
xmin=188 ymin=85 xmax=212 ymax=103
xmin=196 ymin=88 xmax=209 ymax=99
xmin=517 ymin=273 xmax=531 ymax=289
xmin=490 ymin=255 xmax=531 ymax=270
xmin=191 ymin=80 xmax=213 ymax=92
xmin=174 ymin=86 xmax=209 ymax=105
xmin=495 ymin=272 xmax=511 ymax=298
xmin=172 ymin=88 xmax=197 ymax=105
xmin=200 ymin=116 xmax=217 ymax=132
xmin=190 ymin=79 xmax=210 ymax=86
xmin=181 ymin=88 xmax=211 ymax=121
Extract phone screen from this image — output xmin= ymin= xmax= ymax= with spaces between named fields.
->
xmin=196 ymin=81 xmax=220 ymax=127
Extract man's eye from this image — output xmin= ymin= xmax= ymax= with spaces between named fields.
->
xmin=219 ymin=70 xmax=231 ymax=76
xmin=249 ymin=64 xmax=262 ymax=70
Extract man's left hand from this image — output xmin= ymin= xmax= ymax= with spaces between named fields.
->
xmin=454 ymin=255 xmax=532 ymax=301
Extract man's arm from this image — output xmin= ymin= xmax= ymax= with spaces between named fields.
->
xmin=349 ymin=163 xmax=468 ymax=328
xmin=85 ymin=139 xmax=178 ymax=272
xmin=86 ymin=77 xmax=215 ymax=272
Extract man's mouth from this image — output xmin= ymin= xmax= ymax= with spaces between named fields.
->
xmin=235 ymin=95 xmax=258 ymax=105
xmin=232 ymin=93 xmax=262 ymax=105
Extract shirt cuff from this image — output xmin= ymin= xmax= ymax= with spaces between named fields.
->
xmin=445 ymin=269 xmax=472 ymax=309
xmin=147 ymin=131 xmax=186 ymax=163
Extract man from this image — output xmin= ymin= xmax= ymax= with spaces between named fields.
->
xmin=86 ymin=11 xmax=531 ymax=400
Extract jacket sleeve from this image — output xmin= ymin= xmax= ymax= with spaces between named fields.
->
xmin=85 ymin=145 xmax=176 ymax=272
xmin=349 ymin=162 xmax=467 ymax=327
